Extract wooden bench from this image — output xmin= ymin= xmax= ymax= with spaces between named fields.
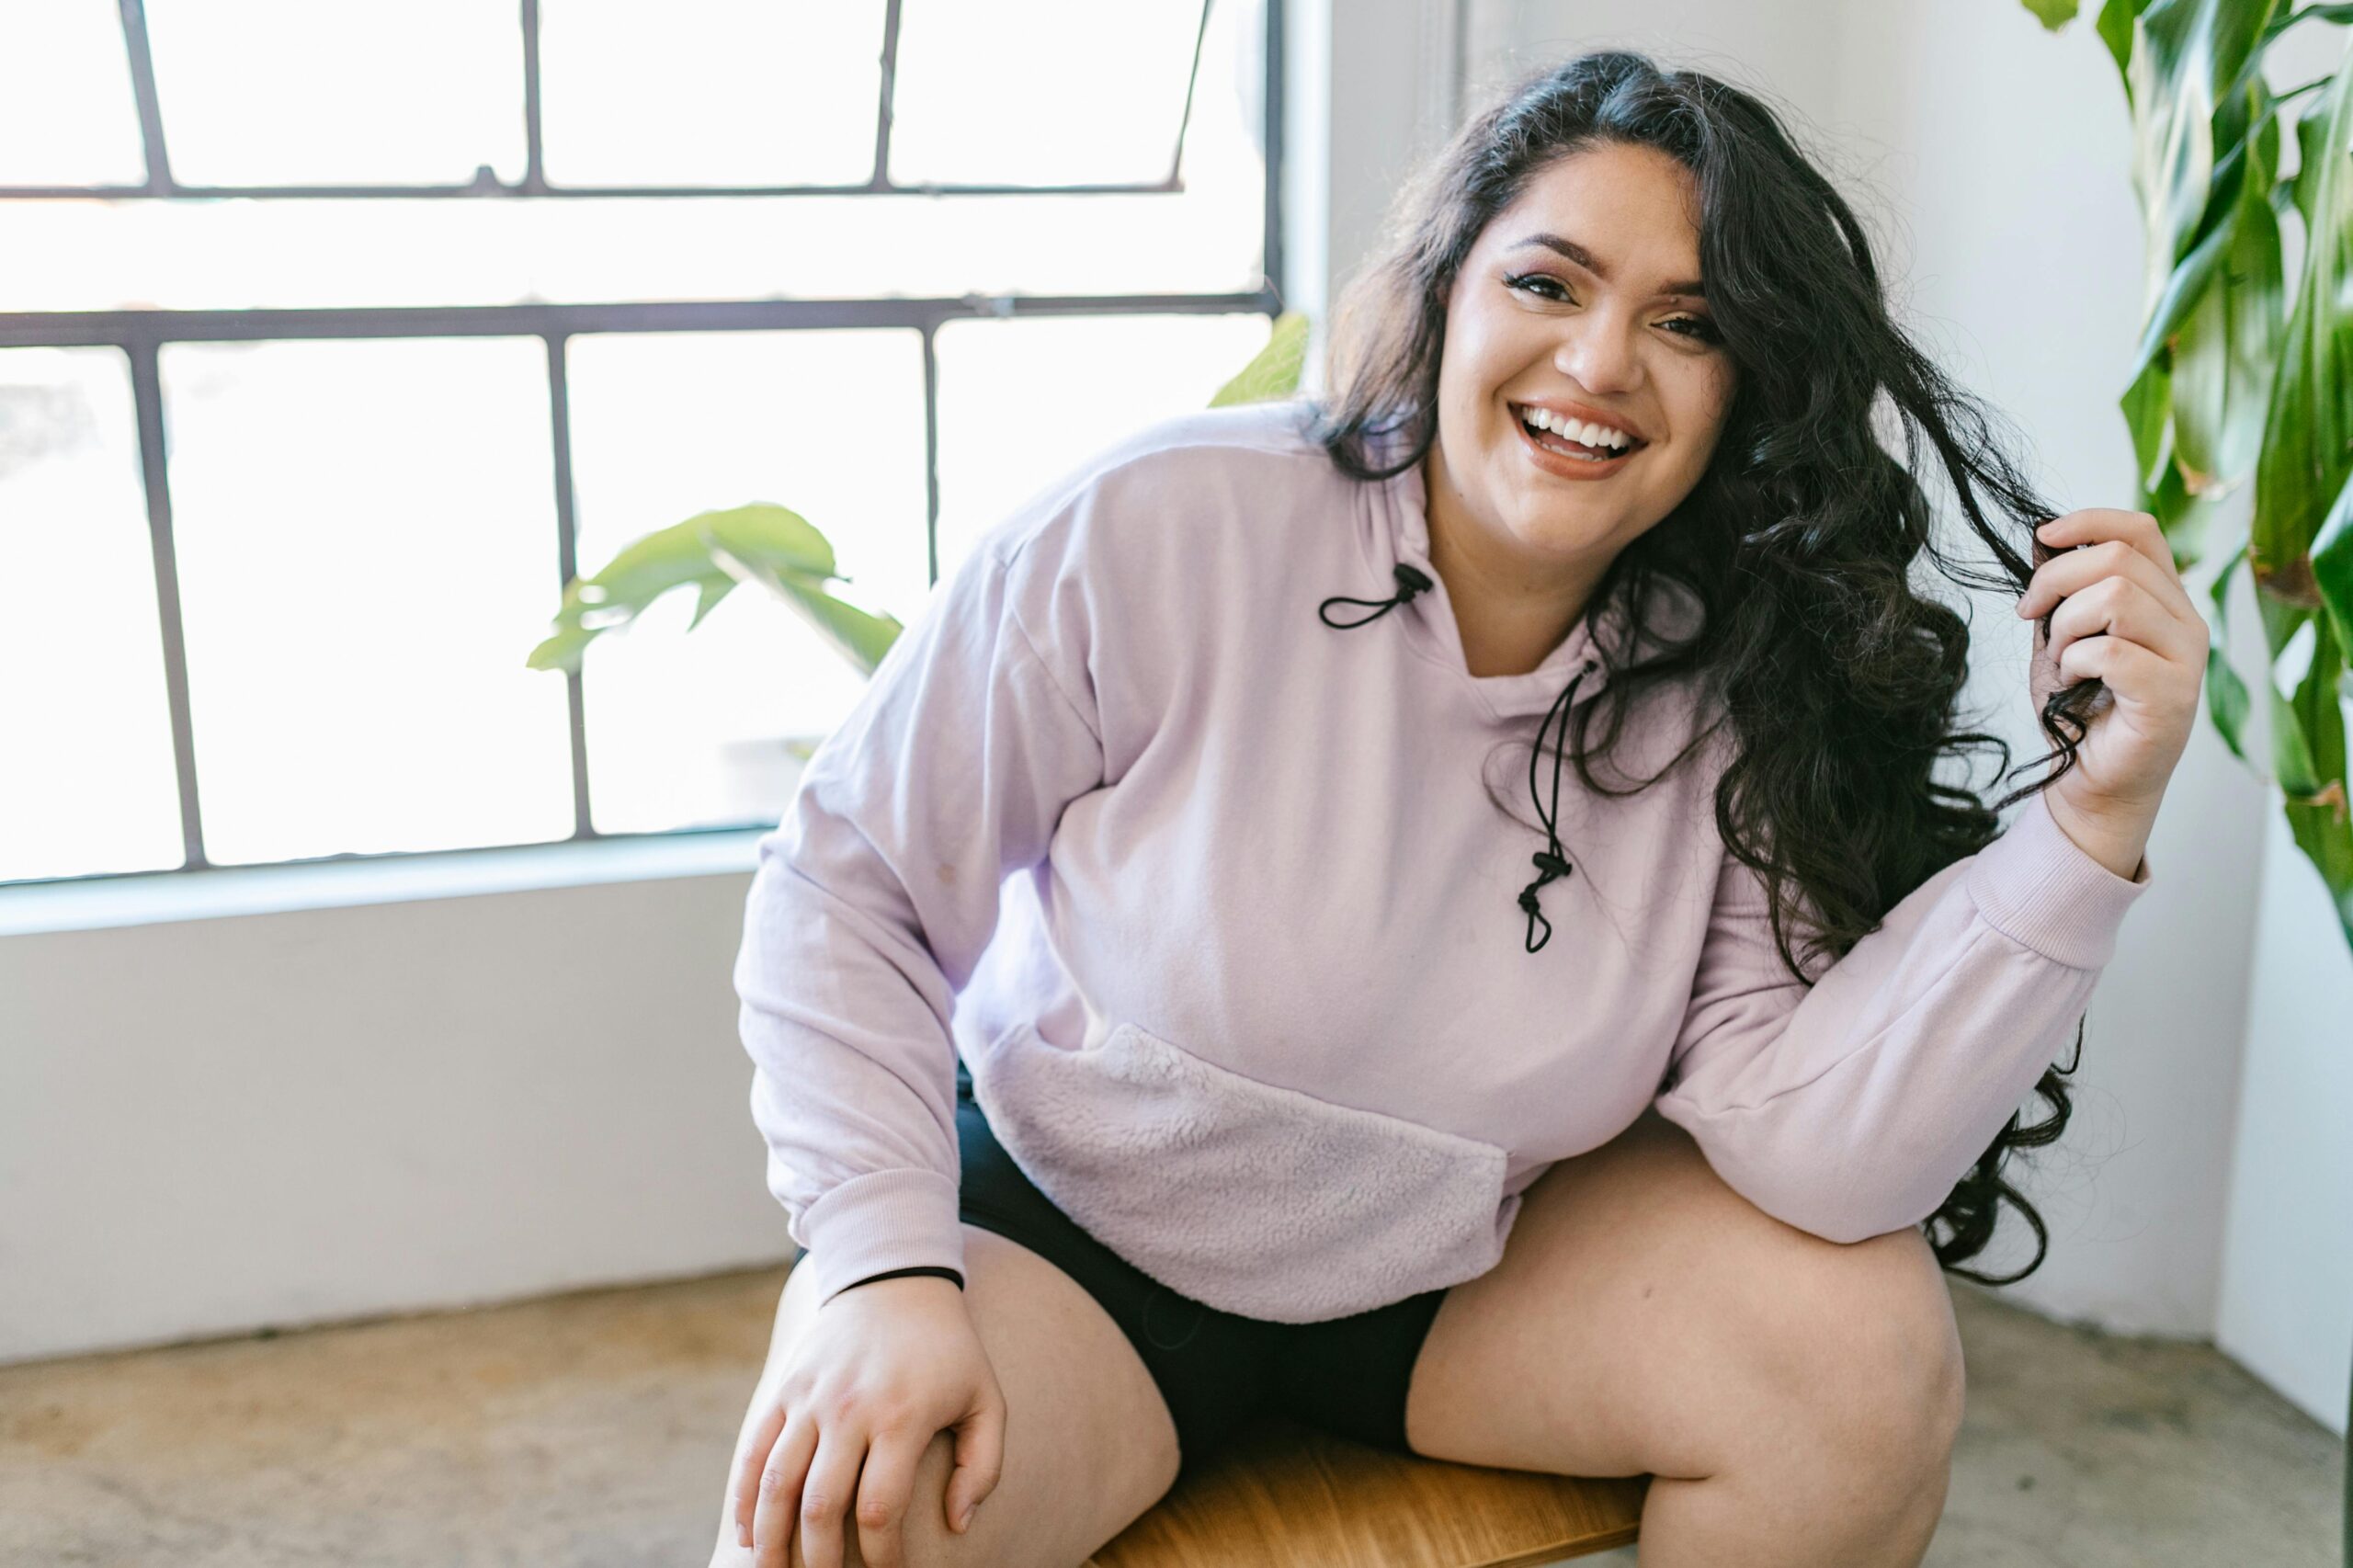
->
xmin=1087 ymin=1414 xmax=1647 ymax=1567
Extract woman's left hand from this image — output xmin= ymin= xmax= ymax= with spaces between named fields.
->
xmin=2013 ymin=506 xmax=2203 ymax=881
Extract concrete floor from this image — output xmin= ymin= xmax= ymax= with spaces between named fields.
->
xmin=0 ymin=1269 xmax=2337 ymax=1567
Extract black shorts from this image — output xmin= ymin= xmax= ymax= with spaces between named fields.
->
xmin=949 ymin=1060 xmax=1449 ymax=1481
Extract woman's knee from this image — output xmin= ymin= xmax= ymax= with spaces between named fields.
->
xmin=1743 ymin=1224 xmax=1966 ymax=1480
xmin=1605 ymin=1112 xmax=1965 ymax=1460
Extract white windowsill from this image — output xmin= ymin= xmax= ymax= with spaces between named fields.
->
xmin=0 ymin=829 xmax=772 ymax=938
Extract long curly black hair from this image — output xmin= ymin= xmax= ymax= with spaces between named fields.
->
xmin=1301 ymin=49 xmax=2107 ymax=1286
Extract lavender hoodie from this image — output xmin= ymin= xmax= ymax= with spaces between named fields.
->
xmin=733 ymin=398 xmax=2154 ymax=1323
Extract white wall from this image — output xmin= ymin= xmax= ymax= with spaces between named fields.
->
xmin=2218 ymin=812 xmax=2353 ymax=1437
xmin=1284 ymin=0 xmax=1462 ymax=383
xmin=0 ymin=864 xmax=787 ymax=1363
xmin=1490 ymin=0 xmax=1845 ymax=116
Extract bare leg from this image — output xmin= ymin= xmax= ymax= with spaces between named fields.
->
xmin=1404 ymin=1109 xmax=1965 ymax=1567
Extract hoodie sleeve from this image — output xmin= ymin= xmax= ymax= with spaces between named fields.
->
xmin=733 ymin=522 xmax=1107 ymax=1308
xmin=1652 ymin=788 xmax=2154 ymax=1244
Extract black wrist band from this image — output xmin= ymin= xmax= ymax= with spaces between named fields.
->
xmin=835 ymin=1265 xmax=966 ymax=1295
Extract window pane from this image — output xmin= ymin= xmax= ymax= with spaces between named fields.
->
xmin=5 ymin=0 xmax=1267 ymax=309
xmin=891 ymin=0 xmax=1205 ymax=187
xmin=932 ymin=312 xmax=1278 ymax=577
xmin=161 ymin=338 xmax=572 ymax=865
xmin=0 ymin=0 xmax=146 ymax=187
xmin=540 ymin=0 xmax=883 ymax=187
xmin=564 ymin=329 xmax=928 ymax=835
xmin=0 ymin=348 xmax=182 ymax=882
xmin=142 ymin=0 xmax=524 ymax=187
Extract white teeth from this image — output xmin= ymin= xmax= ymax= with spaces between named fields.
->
xmin=1518 ymin=406 xmax=1632 ymax=449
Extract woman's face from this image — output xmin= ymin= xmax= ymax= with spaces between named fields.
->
xmin=1428 ymin=140 xmax=1737 ymax=575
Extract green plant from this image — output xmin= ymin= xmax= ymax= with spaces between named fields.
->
xmin=2023 ymin=0 xmax=2353 ymax=1551
xmin=528 ymin=310 xmax=1311 ymax=680
xmin=526 ymin=501 xmax=908 ymax=678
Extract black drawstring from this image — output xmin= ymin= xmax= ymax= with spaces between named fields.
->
xmin=1518 ymin=662 xmax=1592 ymax=953
xmin=1318 ymin=562 xmax=1434 ymax=628
xmin=1317 ymin=560 xmax=1596 ymax=953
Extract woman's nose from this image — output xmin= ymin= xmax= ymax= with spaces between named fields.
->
xmin=1553 ymin=313 xmax=1640 ymax=392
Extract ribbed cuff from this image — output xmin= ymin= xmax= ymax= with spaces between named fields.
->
xmin=1964 ymin=790 xmax=2154 ymax=969
xmin=794 ymin=1168 xmax=967 ymax=1308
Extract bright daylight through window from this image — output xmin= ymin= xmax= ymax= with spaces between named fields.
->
xmin=0 ymin=0 xmax=1281 ymax=882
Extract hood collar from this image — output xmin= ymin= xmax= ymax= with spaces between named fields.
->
xmin=1359 ymin=427 xmax=1700 ymax=720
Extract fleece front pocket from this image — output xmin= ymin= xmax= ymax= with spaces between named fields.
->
xmin=971 ymin=1018 xmax=1517 ymax=1324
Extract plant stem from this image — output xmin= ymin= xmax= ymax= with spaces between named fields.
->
xmin=2273 ymin=71 xmax=2331 ymax=107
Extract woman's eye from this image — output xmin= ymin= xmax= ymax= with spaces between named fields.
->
xmin=1506 ymin=274 xmax=1723 ymax=346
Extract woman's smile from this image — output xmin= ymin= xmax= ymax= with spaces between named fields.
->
xmin=1507 ymin=401 xmax=1644 ymax=480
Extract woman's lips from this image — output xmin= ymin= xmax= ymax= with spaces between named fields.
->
xmin=1511 ymin=412 xmax=1640 ymax=479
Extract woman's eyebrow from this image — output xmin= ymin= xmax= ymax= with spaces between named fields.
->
xmin=1506 ymin=232 xmax=1706 ymax=298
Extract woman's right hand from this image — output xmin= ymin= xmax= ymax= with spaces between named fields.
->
xmin=731 ymin=1274 xmax=1006 ymax=1568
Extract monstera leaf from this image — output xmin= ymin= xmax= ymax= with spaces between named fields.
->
xmin=527 ymin=503 xmax=904 ymax=677
xmin=532 ymin=310 xmax=1311 ymax=679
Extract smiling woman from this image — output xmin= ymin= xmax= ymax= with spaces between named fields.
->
xmin=716 ymin=46 xmax=2179 ymax=1568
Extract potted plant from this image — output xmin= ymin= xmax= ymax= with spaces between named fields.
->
xmin=2022 ymin=0 xmax=2352 ymax=1551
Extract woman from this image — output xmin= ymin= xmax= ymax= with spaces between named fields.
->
xmin=711 ymin=49 xmax=2192 ymax=1568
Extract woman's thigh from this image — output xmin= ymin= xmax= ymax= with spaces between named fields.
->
xmin=1401 ymin=1107 xmax=1964 ymax=1483
xmin=709 ymin=1223 xmax=1183 ymax=1568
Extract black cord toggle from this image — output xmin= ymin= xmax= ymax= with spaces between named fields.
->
xmin=1518 ymin=663 xmax=1595 ymax=953
xmin=1314 ymin=559 xmax=1597 ymax=954
xmin=1318 ymin=562 xmax=1435 ymax=628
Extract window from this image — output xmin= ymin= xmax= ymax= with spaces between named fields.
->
xmin=0 ymin=0 xmax=1284 ymax=885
